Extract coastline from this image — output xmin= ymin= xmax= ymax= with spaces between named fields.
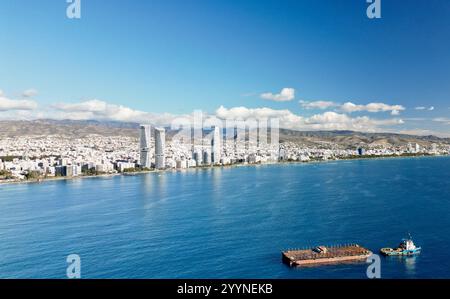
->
xmin=1 ymin=153 xmax=448 ymax=187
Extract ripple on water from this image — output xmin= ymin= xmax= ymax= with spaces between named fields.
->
xmin=1 ymin=157 xmax=450 ymax=278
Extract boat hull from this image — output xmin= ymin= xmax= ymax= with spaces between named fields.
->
xmin=282 ymin=244 xmax=372 ymax=267
xmin=380 ymin=247 xmax=421 ymax=256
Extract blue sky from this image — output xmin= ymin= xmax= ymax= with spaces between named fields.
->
xmin=0 ymin=0 xmax=449 ymax=135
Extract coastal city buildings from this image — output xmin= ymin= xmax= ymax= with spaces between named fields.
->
xmin=139 ymin=125 xmax=152 ymax=168
xmin=212 ymin=126 xmax=221 ymax=165
xmin=154 ymin=127 xmax=166 ymax=170
xmin=0 ymin=126 xmax=449 ymax=182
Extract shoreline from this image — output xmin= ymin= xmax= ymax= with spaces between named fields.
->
xmin=1 ymin=153 xmax=448 ymax=186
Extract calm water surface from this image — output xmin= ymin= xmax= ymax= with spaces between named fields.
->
xmin=1 ymin=157 xmax=450 ymax=278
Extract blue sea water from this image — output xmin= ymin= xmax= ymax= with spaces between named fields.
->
xmin=1 ymin=156 xmax=450 ymax=279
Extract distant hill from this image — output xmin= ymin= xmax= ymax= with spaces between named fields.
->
xmin=278 ymin=129 xmax=450 ymax=148
xmin=0 ymin=119 xmax=139 ymax=138
xmin=0 ymin=120 xmax=449 ymax=148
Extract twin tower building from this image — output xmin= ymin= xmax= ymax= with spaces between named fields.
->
xmin=139 ymin=124 xmax=222 ymax=170
xmin=139 ymin=125 xmax=165 ymax=169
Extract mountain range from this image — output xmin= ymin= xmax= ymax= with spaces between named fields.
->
xmin=1 ymin=119 xmax=449 ymax=149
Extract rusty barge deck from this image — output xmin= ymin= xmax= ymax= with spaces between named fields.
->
xmin=282 ymin=244 xmax=372 ymax=267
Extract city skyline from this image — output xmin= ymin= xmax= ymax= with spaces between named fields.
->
xmin=2 ymin=122 xmax=448 ymax=182
xmin=1 ymin=0 xmax=450 ymax=137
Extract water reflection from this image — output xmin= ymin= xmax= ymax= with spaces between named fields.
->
xmin=209 ymin=168 xmax=224 ymax=205
xmin=154 ymin=172 xmax=168 ymax=199
xmin=404 ymin=256 xmax=417 ymax=275
xmin=383 ymin=255 xmax=418 ymax=277
xmin=139 ymin=172 xmax=170 ymax=214
xmin=142 ymin=173 xmax=153 ymax=194
xmin=211 ymin=168 xmax=222 ymax=191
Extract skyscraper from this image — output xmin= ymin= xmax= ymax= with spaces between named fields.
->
xmin=203 ymin=148 xmax=211 ymax=165
xmin=155 ymin=127 xmax=166 ymax=169
xmin=139 ymin=125 xmax=152 ymax=168
xmin=233 ymin=126 xmax=238 ymax=157
xmin=192 ymin=147 xmax=201 ymax=166
xmin=211 ymin=126 xmax=221 ymax=164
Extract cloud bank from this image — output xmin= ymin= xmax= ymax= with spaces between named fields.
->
xmin=22 ymin=89 xmax=39 ymax=98
xmin=0 ymin=88 xmax=417 ymax=134
xmin=0 ymin=93 xmax=38 ymax=111
xmin=216 ymin=106 xmax=403 ymax=132
xmin=340 ymin=102 xmax=405 ymax=115
xmin=51 ymin=99 xmax=180 ymax=125
xmin=300 ymin=100 xmax=405 ymax=116
xmin=299 ymin=100 xmax=337 ymax=110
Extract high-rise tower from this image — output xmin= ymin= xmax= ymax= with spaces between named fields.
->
xmin=211 ymin=126 xmax=221 ymax=164
xmin=155 ymin=127 xmax=166 ymax=169
xmin=139 ymin=125 xmax=152 ymax=168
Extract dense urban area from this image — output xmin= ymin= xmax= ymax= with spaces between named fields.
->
xmin=0 ymin=123 xmax=449 ymax=184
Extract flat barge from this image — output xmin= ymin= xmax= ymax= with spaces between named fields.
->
xmin=282 ymin=244 xmax=372 ymax=267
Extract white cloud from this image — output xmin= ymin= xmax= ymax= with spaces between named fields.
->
xmin=415 ymin=106 xmax=434 ymax=111
xmin=1 ymin=98 xmax=182 ymax=126
xmin=299 ymin=100 xmax=338 ymax=110
xmin=0 ymin=90 xmax=4 ymax=97
xmin=59 ymin=99 xmax=400 ymax=132
xmin=304 ymin=111 xmax=403 ymax=131
xmin=0 ymin=94 xmax=407 ymax=133
xmin=432 ymin=117 xmax=450 ymax=125
xmin=52 ymin=99 xmax=180 ymax=125
xmin=53 ymin=99 xmax=109 ymax=113
xmin=216 ymin=105 xmax=303 ymax=126
xmin=299 ymin=100 xmax=405 ymax=115
xmin=340 ymin=102 xmax=405 ymax=115
xmin=260 ymin=88 xmax=295 ymax=102
xmin=0 ymin=94 xmax=38 ymax=111
xmin=22 ymin=89 xmax=38 ymax=98
xmin=215 ymin=106 xmax=403 ymax=132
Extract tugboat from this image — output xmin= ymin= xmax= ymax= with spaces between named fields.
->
xmin=380 ymin=234 xmax=421 ymax=256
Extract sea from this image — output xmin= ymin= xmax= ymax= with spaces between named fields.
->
xmin=1 ymin=156 xmax=450 ymax=278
